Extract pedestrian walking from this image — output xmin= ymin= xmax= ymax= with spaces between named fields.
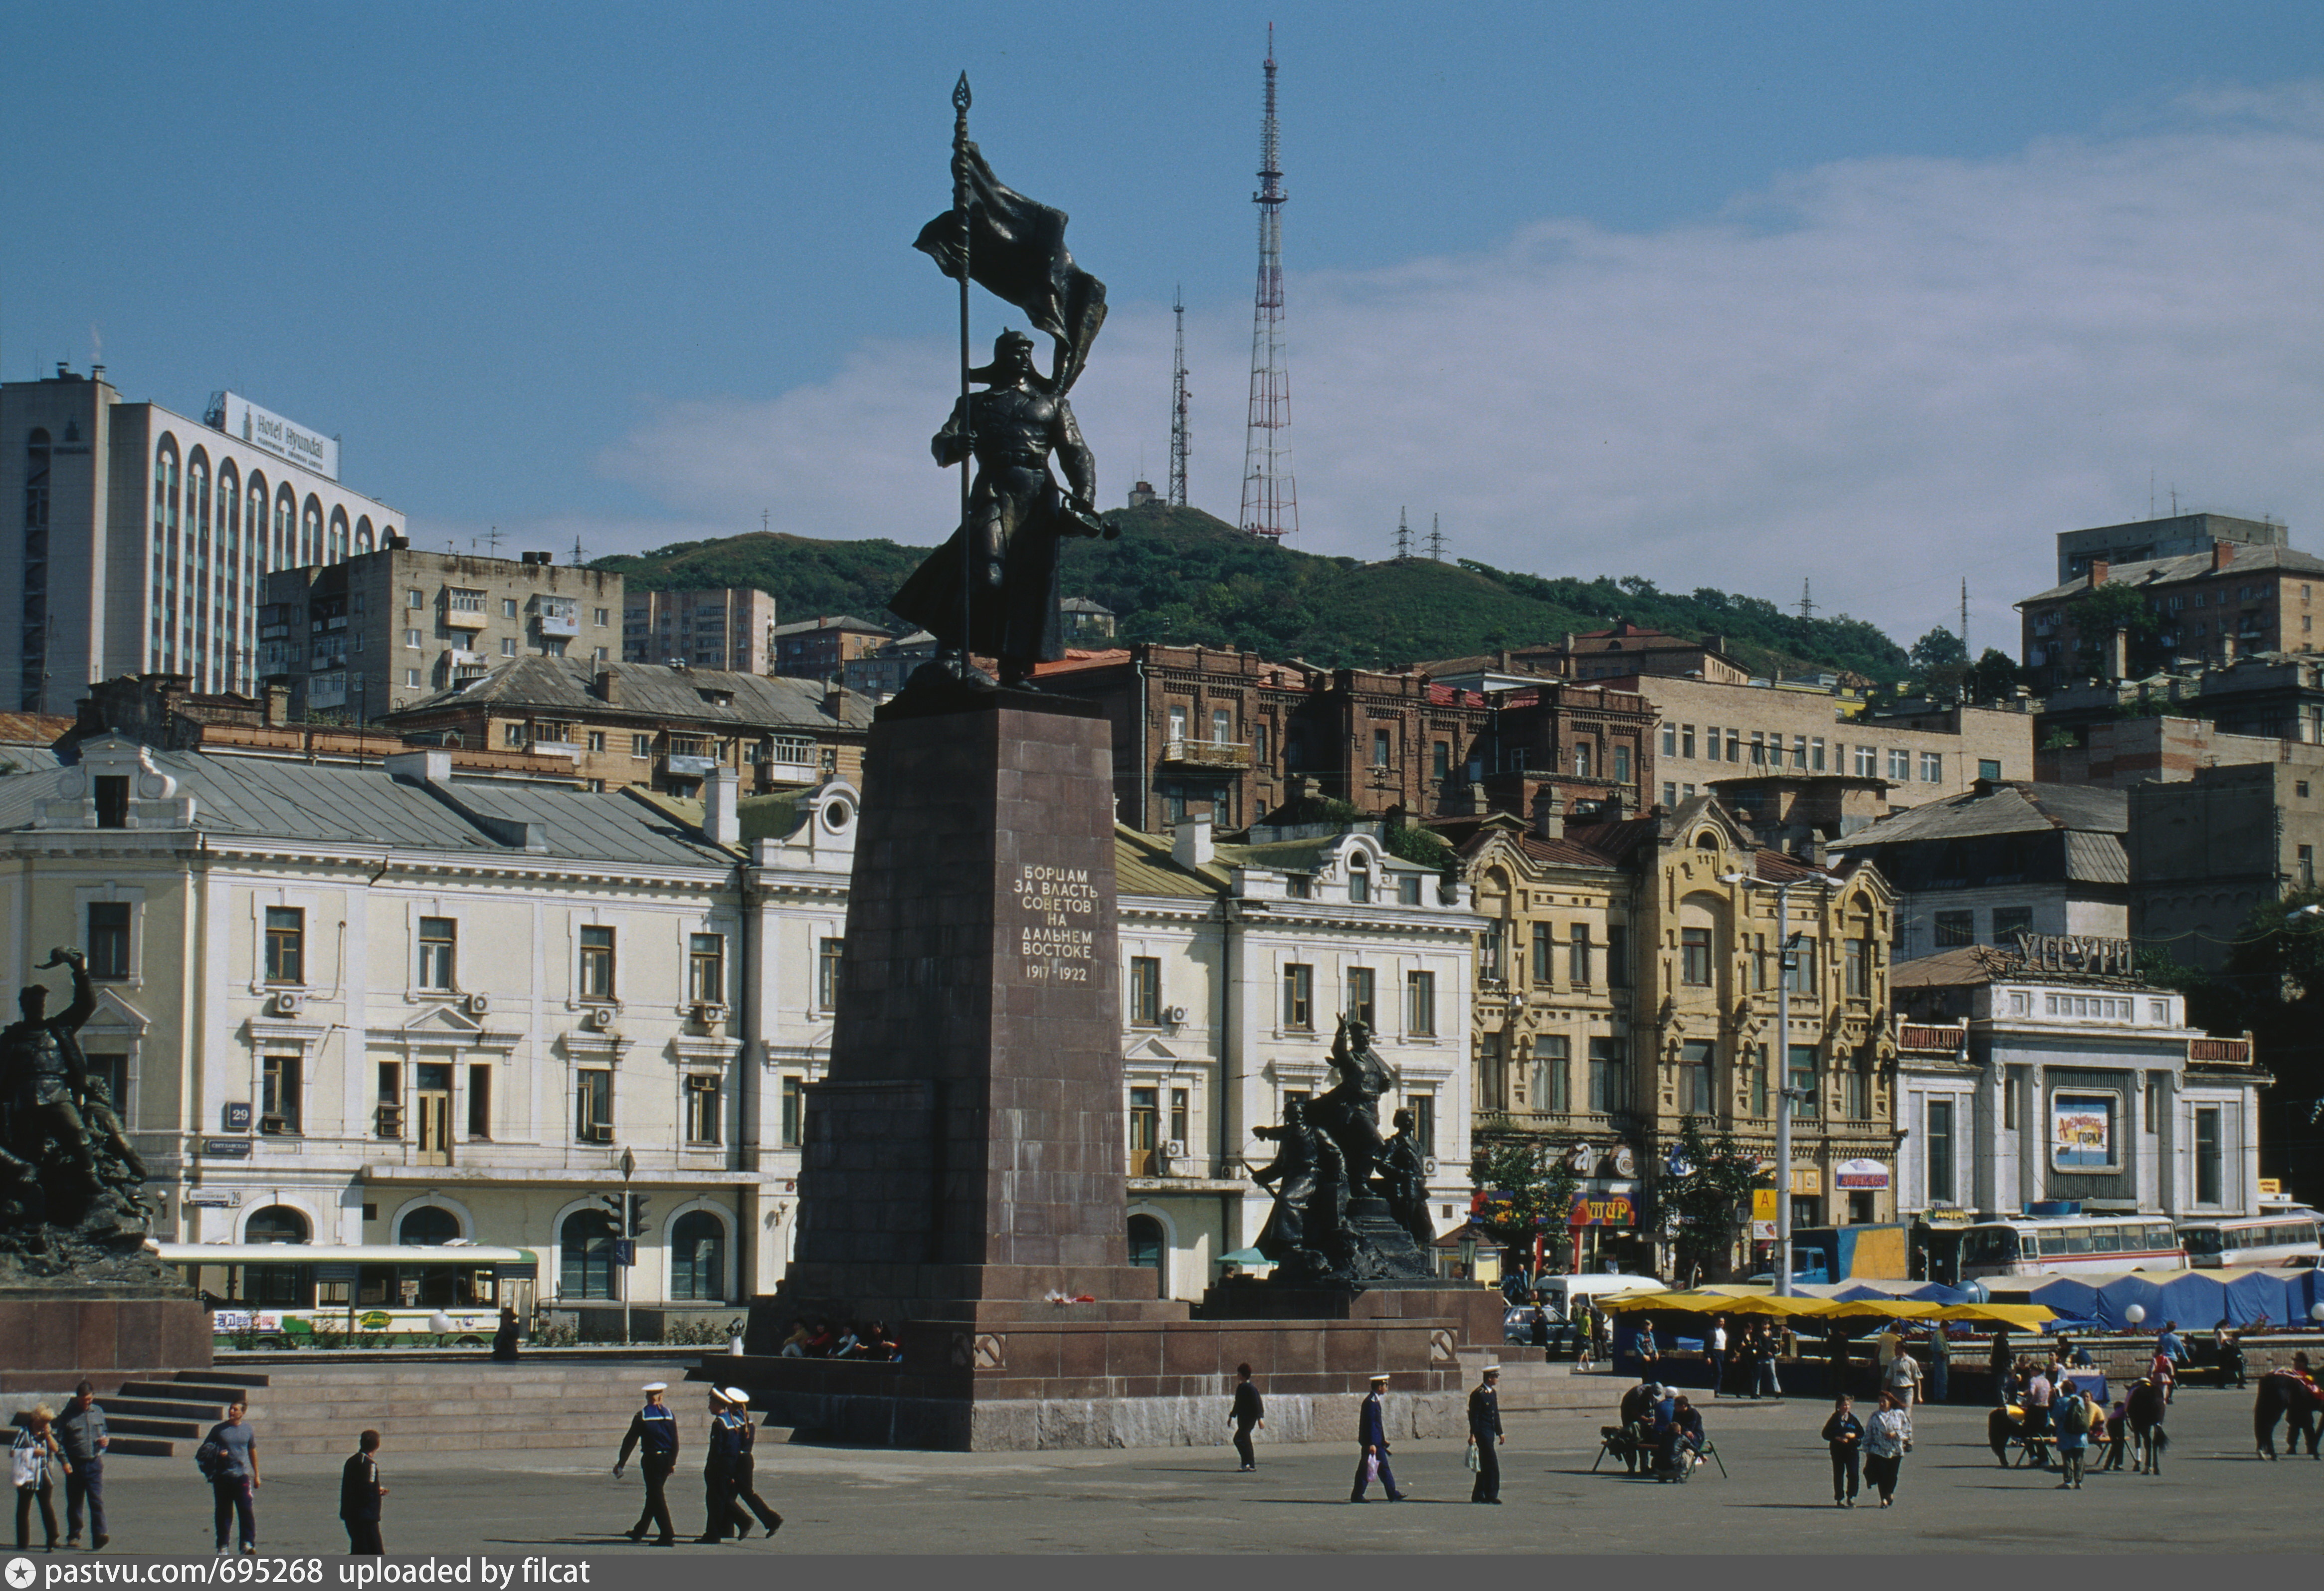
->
xmin=695 ymin=1389 xmax=747 ymax=1543
xmin=1529 ymin=1304 xmax=1551 ymax=1365
xmin=1349 ymin=1373 xmax=1406 ymax=1502
xmin=2023 ymin=1363 xmax=2054 ymax=1468
xmin=2099 ymin=1398 xmax=2129 ymax=1471
xmin=1825 ymin=1323 xmax=1851 ymax=1399
xmin=1863 ymin=1390 xmax=1913 ymax=1507
xmin=720 ymin=1389 xmax=782 ymax=1539
xmin=1576 ymin=1307 xmax=1598 ymax=1372
xmin=1756 ymin=1322 xmax=1785 ymax=1399
xmin=1928 ymin=1325 xmax=1951 ymax=1406
xmin=1707 ymin=1317 xmax=1728 ymax=1398
xmin=55 ymin=1380 xmax=108 ymax=1551
xmin=1466 ymin=1365 xmax=1503 ymax=1504
xmin=194 ymin=1399 xmax=260 ymax=1556
xmin=11 ymin=1404 xmax=66 ymax=1552
xmin=1883 ymin=1336 xmax=1924 ymax=1410
xmin=339 ymin=1430 xmax=387 ymax=1555
xmin=1989 ymin=1331 xmax=2014 ymax=1406
xmin=1820 ymin=1394 xmax=1863 ymax=1508
xmin=1228 ymin=1364 xmax=1265 ymax=1471
xmin=2052 ymin=1380 xmax=2093 ymax=1489
xmin=2216 ymin=1323 xmax=2247 ymax=1390
xmin=613 ymin=1381 xmax=678 ymax=1546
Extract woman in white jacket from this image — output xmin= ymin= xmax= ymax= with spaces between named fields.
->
xmin=1862 ymin=1390 xmax=1914 ymax=1508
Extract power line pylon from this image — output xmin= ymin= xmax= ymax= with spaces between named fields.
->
xmin=1426 ymin=514 xmax=1445 ymax=562
xmin=1798 ymin=579 xmax=1816 ymax=621
xmin=1239 ymin=25 xmax=1296 ymax=542
xmin=1168 ymin=287 xmax=1191 ymax=508
xmin=1393 ymin=506 xmax=1411 ymax=560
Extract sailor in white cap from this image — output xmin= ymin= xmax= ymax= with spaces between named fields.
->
xmin=720 ymin=1388 xmax=783 ymax=1541
xmin=1350 ymin=1374 xmax=1406 ymax=1502
xmin=613 ymin=1383 xmax=677 ymax=1545
xmin=1467 ymin=1364 xmax=1504 ymax=1503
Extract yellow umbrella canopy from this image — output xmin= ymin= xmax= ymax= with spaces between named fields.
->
xmin=1931 ymin=1301 xmax=2055 ymax=1328
xmin=1814 ymin=1298 xmax=1946 ymax=1321
xmin=1599 ymin=1289 xmax=1818 ymax=1316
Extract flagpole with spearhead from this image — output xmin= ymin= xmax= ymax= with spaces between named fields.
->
xmin=952 ymin=72 xmax=973 ymax=680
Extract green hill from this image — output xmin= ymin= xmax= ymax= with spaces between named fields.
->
xmin=595 ymin=503 xmax=1911 ymax=683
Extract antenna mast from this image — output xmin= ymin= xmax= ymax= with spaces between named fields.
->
xmin=1961 ymin=577 xmax=1970 ymax=657
xmin=1239 ymin=24 xmax=1296 ymax=541
xmin=1168 ymin=287 xmax=1192 ymax=508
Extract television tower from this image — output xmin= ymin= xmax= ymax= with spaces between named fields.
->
xmin=1168 ymin=287 xmax=1191 ymax=508
xmin=1239 ymin=25 xmax=1297 ymax=542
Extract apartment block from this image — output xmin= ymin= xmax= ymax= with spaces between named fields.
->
xmin=623 ymin=588 xmax=777 ymax=674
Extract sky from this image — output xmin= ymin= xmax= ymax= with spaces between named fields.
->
xmin=5 ymin=1 xmax=2323 ymax=651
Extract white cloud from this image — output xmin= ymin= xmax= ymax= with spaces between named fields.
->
xmin=574 ymin=83 xmax=2324 ymax=647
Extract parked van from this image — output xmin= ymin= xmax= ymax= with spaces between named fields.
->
xmin=1503 ymin=1271 xmax=1663 ymax=1354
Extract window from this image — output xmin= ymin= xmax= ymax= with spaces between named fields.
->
xmin=1283 ymin=963 xmax=1314 ymax=1029
xmin=684 ymin=1073 xmax=722 ymax=1144
xmin=575 ymin=1068 xmax=613 ymax=1142
xmin=467 ymin=1064 xmax=492 ymax=1139
xmin=779 ymin=1075 xmax=804 ymax=1146
xmin=1166 ymin=703 xmax=1187 ymax=742
xmin=1887 ymin=748 xmax=1911 ymax=781
xmin=94 ymin=775 xmax=129 ymax=829
xmin=448 ymin=588 xmax=485 ymax=613
xmin=1923 ymin=1096 xmax=1954 ymax=1205
xmin=1661 ymin=724 xmax=1676 ymax=756
xmin=1531 ymin=922 xmax=1552 ymax=984
xmin=407 ymin=588 xmax=425 ymax=609
xmin=1130 ymin=956 xmax=1162 ymax=1025
xmin=1749 ymin=1045 xmax=1768 ymax=1116
xmin=1607 ymin=924 xmax=1630 ymax=986
xmin=417 ymin=916 xmax=457 ymax=990
xmin=1567 ymin=925 xmax=1591 ymax=986
xmin=1679 ymin=1039 xmax=1715 ymax=1116
xmin=1792 ymin=735 xmax=1807 ymax=769
xmin=689 ymin=933 xmax=725 ymax=1005
xmin=1854 ymin=744 xmax=1877 ymax=777
xmin=817 ymin=937 xmax=844 ymax=1009
xmin=264 ymin=906 xmax=305 ymax=984
xmin=1406 ymin=970 xmax=1436 ymax=1036
xmin=500 ymin=637 xmax=518 ymax=656
xmin=1991 ymin=906 xmax=2033 ymax=943
xmin=498 ymin=597 xmax=517 ymax=618
xmin=1129 ymin=1085 xmax=1160 ymax=1171
xmin=559 ymin=1209 xmax=618 ymax=1300
xmin=1573 ymin=743 xmax=1593 ymax=777
xmin=1398 ymin=873 xmax=1423 ymax=905
xmin=587 ymin=731 xmax=606 ymax=753
xmin=1401 ymin=1091 xmax=1435 ymax=1158
xmin=404 ymin=670 xmax=421 ymax=688
xmin=1844 ymin=935 xmax=1867 ymax=998
xmin=579 ymin=925 xmax=616 ymax=998
xmin=87 ymin=902 xmax=132 ymax=981
xmin=2194 ymin=1106 xmax=2222 ymax=1204
xmin=1845 ymin=1053 xmax=1870 ymax=1119
xmin=261 ymin=1052 xmax=301 ymax=1135
xmin=1533 ymin=1035 xmax=1569 ymax=1113
xmin=1663 ymin=782 xmax=1678 ymax=806
xmin=1788 ymin=1045 xmax=1818 ymax=1118
xmin=669 ymin=1210 xmax=725 ymax=1301
xmin=1681 ymin=724 xmax=1696 ymax=758
xmin=1211 ymin=706 xmax=1232 ymax=744
xmin=503 ymin=722 xmax=525 ymax=747
xmin=1587 ymin=1038 xmax=1625 ymax=1113
xmin=1347 ymin=855 xmax=1371 ymax=904
xmin=2003 ymin=1069 xmax=2019 ymax=1130
xmin=1920 ymin=751 xmax=1943 ymax=782
xmin=1345 ymin=966 xmax=1376 ymax=1027
xmin=1783 ymin=935 xmax=1817 ymax=995
xmin=404 ymin=628 xmax=421 ymax=649
xmin=630 ymin=734 xmax=653 ymax=758
xmin=1977 ymin=758 xmax=2002 ymax=781
xmin=398 ymin=1205 xmax=459 ymax=1246
xmin=2303 ymin=845 xmax=2316 ymax=889
xmin=82 ymin=1052 xmax=127 ymax=1116
xmin=1933 ymin=911 xmax=1974 ymax=948
xmin=1726 ymin=730 xmax=1740 ymax=761
xmin=1705 ymin=725 xmax=1719 ymax=763
xmin=1681 ymin=926 xmax=1713 ymax=986
xmin=1169 ymin=1085 xmax=1190 ymax=1147
xmin=1613 ymin=744 xmax=1632 ymax=784
xmin=1749 ymin=731 xmax=1766 ymax=766
xmin=377 ymin=1062 xmax=403 ymax=1139
xmin=1372 ymin=727 xmax=1390 ymax=767
xmin=1811 ymin=737 xmax=1826 ymax=771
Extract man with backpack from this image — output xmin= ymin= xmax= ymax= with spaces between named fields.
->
xmin=194 ymin=1401 xmax=260 ymax=1556
xmin=2052 ymin=1378 xmax=2095 ymax=1489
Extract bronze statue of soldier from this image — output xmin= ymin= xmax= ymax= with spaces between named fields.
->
xmin=0 ymin=948 xmax=102 ymax=1192
xmin=1308 ymin=1016 xmax=1394 ymax=1193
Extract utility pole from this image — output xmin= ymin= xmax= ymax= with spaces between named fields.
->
xmin=1961 ymin=577 xmax=1970 ymax=658
xmin=1238 ymin=25 xmax=1296 ymax=541
xmin=1168 ymin=288 xmax=1191 ymax=508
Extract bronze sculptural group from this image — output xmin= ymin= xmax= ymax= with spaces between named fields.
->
xmin=0 ymin=948 xmax=159 ymax=1284
xmin=1249 ymin=1017 xmax=1438 ymax=1283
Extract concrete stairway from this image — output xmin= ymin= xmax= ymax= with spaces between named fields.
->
xmin=97 ymin=1371 xmax=272 ymax=1458
xmin=1459 ymin=1351 xmax=1620 ymax=1414
xmin=167 ymin=1360 xmax=698 ymax=1456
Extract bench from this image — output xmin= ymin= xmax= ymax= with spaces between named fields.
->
xmin=1592 ymin=1424 xmax=1728 ymax=1480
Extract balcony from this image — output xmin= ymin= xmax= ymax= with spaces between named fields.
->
xmin=534 ymin=606 xmax=580 ymax=638
xmin=306 ymin=673 xmax=348 ymax=708
xmin=531 ymin=740 xmax=582 ymax=759
xmin=443 ymin=607 xmax=487 ymax=630
xmin=447 ymin=648 xmax=486 ymax=668
xmin=1159 ymin=738 xmax=1253 ymax=770
xmin=663 ymin=753 xmax=719 ymax=779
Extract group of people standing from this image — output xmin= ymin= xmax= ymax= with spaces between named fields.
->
xmin=9 ymin=1382 xmax=108 ymax=1552
xmin=613 ymin=1381 xmax=783 ymax=1546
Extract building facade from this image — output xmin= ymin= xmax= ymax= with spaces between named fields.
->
xmin=623 ymin=588 xmax=778 ymax=674
xmin=2018 ymin=536 xmax=2324 ymax=695
xmin=1 ymin=366 xmax=405 ymax=712
xmin=2128 ymin=759 xmax=2324 ymax=970
xmin=262 ymin=547 xmax=623 ymax=719
xmin=767 ymin=615 xmax=896 ymax=680
xmin=1892 ymin=945 xmax=2266 ymax=1230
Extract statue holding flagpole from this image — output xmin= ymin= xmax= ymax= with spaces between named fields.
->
xmin=889 ymin=76 xmax=1118 ymax=691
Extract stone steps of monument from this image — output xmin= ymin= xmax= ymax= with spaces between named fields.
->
xmin=190 ymin=1362 xmax=695 ymax=1456
xmin=119 ymin=1378 xmax=262 ymax=1404
xmin=176 ymin=1370 xmax=274 ymax=1389
xmin=100 ymin=1396 xmax=235 ymax=1422
xmin=105 ymin=1415 xmax=204 ymax=1441
xmin=1460 ymin=1351 xmax=1615 ymax=1413
xmin=106 ymin=1438 xmax=178 ymax=1458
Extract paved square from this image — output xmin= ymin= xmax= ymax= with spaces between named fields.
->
xmin=47 ymin=1386 xmax=2318 ymax=1556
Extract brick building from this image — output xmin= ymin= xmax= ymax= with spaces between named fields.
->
xmin=623 ymin=588 xmax=778 ymax=673
xmin=2018 ymin=535 xmax=2324 ymax=695
xmin=767 ymin=615 xmax=896 ymax=680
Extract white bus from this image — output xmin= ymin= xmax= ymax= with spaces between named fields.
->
xmin=1957 ymin=1215 xmax=2184 ymax=1279
xmin=2177 ymin=1212 xmax=2323 ymax=1269
xmin=157 ymin=1243 xmax=538 ymax=1347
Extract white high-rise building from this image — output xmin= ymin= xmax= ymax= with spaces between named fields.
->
xmin=1 ymin=364 xmax=406 ymax=711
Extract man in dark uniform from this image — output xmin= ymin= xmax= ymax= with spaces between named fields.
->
xmin=1468 ymin=1365 xmax=1504 ymax=1503
xmin=720 ymin=1387 xmax=782 ymax=1539
xmin=1229 ymin=1364 xmax=1265 ymax=1471
xmin=0 ymin=947 xmax=101 ymax=1189
xmin=1350 ymin=1373 xmax=1407 ymax=1502
xmin=695 ymin=1389 xmax=747 ymax=1543
xmin=613 ymin=1382 xmax=677 ymax=1545
xmin=338 ymin=1430 xmax=386 ymax=1555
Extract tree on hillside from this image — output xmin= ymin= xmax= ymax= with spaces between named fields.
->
xmin=2071 ymin=582 xmax=2164 ymax=679
xmin=1909 ymin=626 xmax=1971 ymax=703
xmin=1965 ymin=647 xmax=2022 ymax=705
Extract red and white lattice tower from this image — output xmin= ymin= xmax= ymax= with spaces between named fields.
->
xmin=1168 ymin=287 xmax=1192 ymax=508
xmin=1239 ymin=25 xmax=1296 ymax=542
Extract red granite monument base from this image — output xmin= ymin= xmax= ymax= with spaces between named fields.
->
xmin=0 ymin=1295 xmax=213 ymax=1394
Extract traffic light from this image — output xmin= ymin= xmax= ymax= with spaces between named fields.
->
xmin=596 ymin=1191 xmax=624 ymax=1226
xmin=627 ymin=1194 xmax=650 ymax=1237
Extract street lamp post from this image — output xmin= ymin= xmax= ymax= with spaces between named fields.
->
xmin=1723 ymin=868 xmax=1832 ymax=1298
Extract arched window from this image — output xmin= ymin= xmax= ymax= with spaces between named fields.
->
xmin=668 ymin=1210 xmax=726 ymax=1301
xmin=303 ymin=497 xmax=323 ymax=566
xmin=560 ymin=1208 xmax=618 ymax=1300
xmin=245 ymin=1205 xmax=310 ymax=1244
xmin=397 ymin=1205 xmax=461 ymax=1245
xmin=329 ymin=505 xmax=350 ymax=562
xmin=275 ymin=485 xmax=296 ymax=569
xmin=1127 ymin=1214 xmax=1166 ymax=1299
xmin=355 ymin=515 xmax=374 ymax=554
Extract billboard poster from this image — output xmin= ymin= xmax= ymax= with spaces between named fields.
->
xmin=2050 ymin=1091 xmax=2115 ymax=1169
xmin=218 ymin=391 xmax=340 ymax=481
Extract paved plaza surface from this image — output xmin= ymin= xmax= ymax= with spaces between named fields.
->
xmin=48 ymin=1387 xmax=2318 ymax=1556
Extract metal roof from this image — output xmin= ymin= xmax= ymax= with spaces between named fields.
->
xmin=1838 ymin=782 xmax=2127 ymax=849
xmin=392 ymin=657 xmax=871 ymax=732
xmin=2021 ymin=542 xmax=2324 ymax=605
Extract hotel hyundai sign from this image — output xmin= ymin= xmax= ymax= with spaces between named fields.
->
xmin=217 ymin=391 xmax=339 ymax=481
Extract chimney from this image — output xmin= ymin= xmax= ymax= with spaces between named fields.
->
xmin=2212 ymin=540 xmax=2235 ymax=572
xmin=595 ymin=668 xmax=619 ymax=704
xmin=704 ymin=765 xmax=742 ymax=846
xmin=1172 ymin=812 xmax=1214 ymax=868
xmin=2220 ymin=631 xmax=2237 ymax=666
xmin=263 ymin=683 xmax=291 ymax=727
xmin=1460 ymin=780 xmax=1490 ymax=816
xmin=385 ymin=748 xmax=451 ymax=787
xmin=1532 ymin=786 xmax=1565 ymax=841
xmin=2109 ymin=628 xmax=2130 ymax=682
xmin=1600 ymin=787 xmax=1630 ymax=822
xmin=823 ymin=681 xmax=853 ymax=718
xmin=2087 ymin=559 xmax=2109 ymax=589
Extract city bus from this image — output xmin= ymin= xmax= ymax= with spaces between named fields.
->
xmin=1957 ymin=1215 xmax=2184 ymax=1279
xmin=156 ymin=1243 xmax=538 ymax=1347
xmin=2176 ymin=1212 xmax=2324 ymax=1269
